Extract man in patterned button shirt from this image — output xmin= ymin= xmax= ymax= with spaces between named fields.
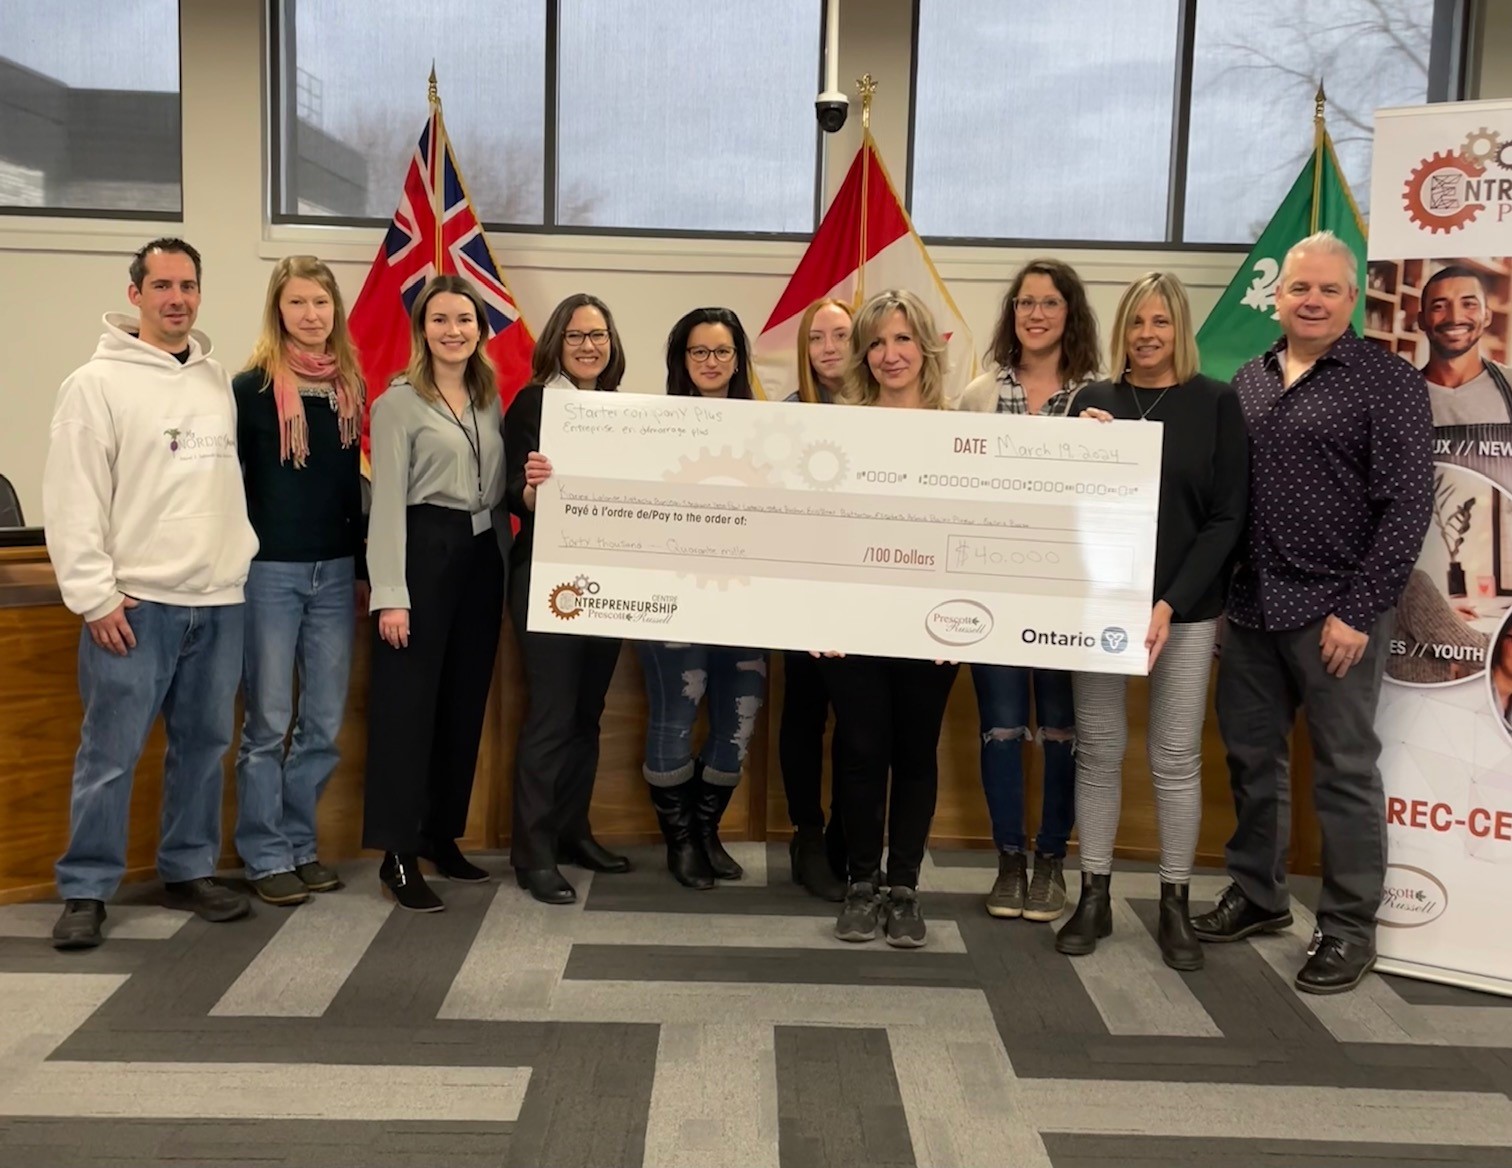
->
xmin=1192 ymin=231 xmax=1433 ymax=995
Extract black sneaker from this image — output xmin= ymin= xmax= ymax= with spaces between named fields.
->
xmin=251 ymin=871 xmax=309 ymax=907
xmin=1023 ymin=854 xmax=1067 ymax=922
xmin=883 ymin=886 xmax=927 ymax=948
xmin=52 ymin=899 xmax=105 ymax=950
xmin=164 ymin=878 xmax=252 ymax=923
xmin=834 ymin=881 xmax=882 ymax=943
xmin=295 ymin=860 xmax=342 ymax=892
xmin=1191 ymin=882 xmax=1292 ymax=942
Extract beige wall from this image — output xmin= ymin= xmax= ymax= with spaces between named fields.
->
xmin=0 ymin=0 xmax=1506 ymax=522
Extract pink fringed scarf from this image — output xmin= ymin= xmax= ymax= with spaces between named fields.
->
xmin=273 ymin=344 xmax=361 ymax=467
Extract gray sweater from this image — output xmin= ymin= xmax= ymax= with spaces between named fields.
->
xmin=367 ymin=380 xmax=506 ymax=610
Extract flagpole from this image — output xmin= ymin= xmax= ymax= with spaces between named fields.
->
xmin=429 ymin=65 xmax=445 ymax=272
xmin=856 ymin=74 xmax=876 ymax=304
xmin=1310 ymin=81 xmax=1326 ymax=234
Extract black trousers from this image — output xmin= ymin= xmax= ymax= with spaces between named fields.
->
xmin=364 ymin=505 xmax=504 ymax=854
xmin=1217 ymin=614 xmax=1392 ymax=947
xmin=778 ymin=649 xmax=841 ymax=830
xmin=820 ymin=655 xmax=959 ymax=887
xmin=507 ymin=565 xmax=622 ymax=870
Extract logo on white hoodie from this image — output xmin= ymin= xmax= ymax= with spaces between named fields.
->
xmin=162 ymin=416 xmax=236 ymax=463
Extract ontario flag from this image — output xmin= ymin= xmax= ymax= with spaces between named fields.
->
xmin=752 ymin=132 xmax=974 ymax=402
xmin=350 ymin=97 xmax=535 ymax=463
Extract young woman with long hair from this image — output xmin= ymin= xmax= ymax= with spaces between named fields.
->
xmin=363 ymin=275 xmax=509 ymax=912
xmin=639 ymin=307 xmax=767 ymax=889
xmin=233 ymin=255 xmax=365 ymax=907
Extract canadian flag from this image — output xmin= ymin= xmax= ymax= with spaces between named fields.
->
xmin=752 ymin=133 xmax=975 ymax=402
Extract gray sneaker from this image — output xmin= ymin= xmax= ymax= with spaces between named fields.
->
xmin=884 ymin=886 xmax=927 ymax=948
xmin=985 ymin=852 xmax=1028 ymax=919
xmin=295 ymin=860 xmax=342 ymax=893
xmin=834 ymin=881 xmax=882 ymax=943
xmin=1023 ymin=854 xmax=1067 ymax=922
xmin=250 ymin=871 xmax=310 ymax=907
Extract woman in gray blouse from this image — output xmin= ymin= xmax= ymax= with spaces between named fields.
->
xmin=364 ymin=275 xmax=509 ymax=913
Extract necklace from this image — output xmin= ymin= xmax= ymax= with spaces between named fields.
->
xmin=1126 ymin=379 xmax=1175 ymax=421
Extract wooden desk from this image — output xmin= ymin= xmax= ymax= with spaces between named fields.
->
xmin=0 ymin=547 xmax=1317 ymax=904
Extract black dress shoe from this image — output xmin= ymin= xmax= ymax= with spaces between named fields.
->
xmin=515 ymin=867 xmax=577 ymax=905
xmin=52 ymin=899 xmax=106 ymax=950
xmin=1191 ymin=883 xmax=1292 ymax=942
xmin=1295 ymin=936 xmax=1376 ymax=995
xmin=559 ymin=835 xmax=631 ymax=874
xmin=164 ymin=878 xmax=252 ymax=923
xmin=380 ymin=853 xmax=444 ymax=912
xmin=420 ymin=840 xmax=490 ymax=883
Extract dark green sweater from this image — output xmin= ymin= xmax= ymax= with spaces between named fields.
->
xmin=233 ymin=368 xmax=366 ymax=575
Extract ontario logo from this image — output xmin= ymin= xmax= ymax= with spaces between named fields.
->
xmin=1401 ymin=126 xmax=1512 ymax=234
xmin=1378 ymin=864 xmax=1448 ymax=928
xmin=546 ymin=574 xmax=678 ymax=624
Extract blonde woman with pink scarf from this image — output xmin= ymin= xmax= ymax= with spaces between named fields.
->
xmin=232 ymin=255 xmax=366 ymax=907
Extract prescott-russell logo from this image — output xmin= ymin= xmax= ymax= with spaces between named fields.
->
xmin=1401 ymin=125 xmax=1512 ymax=235
xmin=925 ymin=599 xmax=994 ymax=646
xmin=1378 ymin=863 xmax=1449 ymax=928
xmin=546 ymin=575 xmax=678 ymax=624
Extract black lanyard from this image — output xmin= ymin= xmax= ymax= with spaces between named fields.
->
xmin=440 ymin=395 xmax=483 ymax=502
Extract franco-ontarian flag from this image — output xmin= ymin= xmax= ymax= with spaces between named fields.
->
xmin=1197 ymin=111 xmax=1367 ymax=383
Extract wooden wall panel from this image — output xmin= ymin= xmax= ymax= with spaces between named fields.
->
xmin=0 ymin=549 xmax=1318 ymax=905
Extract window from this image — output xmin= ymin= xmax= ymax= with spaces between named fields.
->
xmin=910 ymin=0 xmax=1457 ymax=246
xmin=275 ymin=0 xmax=545 ymax=223
xmin=0 ymin=0 xmax=181 ymax=216
xmin=274 ymin=0 xmax=822 ymax=235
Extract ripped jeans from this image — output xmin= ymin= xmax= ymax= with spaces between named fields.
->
xmin=971 ymin=664 xmax=1076 ymax=857
xmin=638 ymin=642 xmax=768 ymax=788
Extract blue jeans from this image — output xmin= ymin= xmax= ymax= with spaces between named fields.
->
xmin=56 ymin=600 xmax=245 ymax=901
xmin=638 ymin=642 xmax=767 ymax=785
xmin=972 ymin=664 xmax=1076 ymax=856
xmin=235 ymin=558 xmax=355 ymax=880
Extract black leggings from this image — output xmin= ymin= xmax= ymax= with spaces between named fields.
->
xmin=820 ymin=655 xmax=959 ymax=888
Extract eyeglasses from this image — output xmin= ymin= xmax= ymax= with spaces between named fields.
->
xmin=1014 ymin=296 xmax=1066 ymax=315
xmin=687 ymin=346 xmax=737 ymax=364
xmin=564 ymin=329 xmax=610 ymax=347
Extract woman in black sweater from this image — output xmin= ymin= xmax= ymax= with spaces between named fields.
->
xmin=504 ymin=293 xmax=629 ymax=905
xmin=1054 ymin=272 xmax=1248 ymax=971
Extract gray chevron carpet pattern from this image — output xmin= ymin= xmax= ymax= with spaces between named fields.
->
xmin=2 ymin=848 xmax=1510 ymax=1167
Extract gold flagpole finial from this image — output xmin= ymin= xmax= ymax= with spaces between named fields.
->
xmin=428 ymin=63 xmax=440 ymax=110
xmin=857 ymin=74 xmax=876 ymax=133
xmin=1314 ymin=81 xmax=1326 ymax=126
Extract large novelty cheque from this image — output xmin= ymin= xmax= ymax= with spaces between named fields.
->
xmin=528 ymin=391 xmax=1162 ymax=675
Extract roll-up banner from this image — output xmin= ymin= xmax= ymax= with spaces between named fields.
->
xmin=1369 ymin=98 xmax=1512 ymax=996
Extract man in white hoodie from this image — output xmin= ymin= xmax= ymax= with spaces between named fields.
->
xmin=44 ymin=238 xmax=260 ymax=949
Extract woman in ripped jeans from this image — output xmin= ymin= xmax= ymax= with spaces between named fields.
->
xmin=640 ymin=306 xmax=768 ymax=890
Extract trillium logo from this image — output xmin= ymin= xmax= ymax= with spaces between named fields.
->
xmin=1379 ymin=864 xmax=1448 ymax=928
xmin=1100 ymin=627 xmax=1129 ymax=653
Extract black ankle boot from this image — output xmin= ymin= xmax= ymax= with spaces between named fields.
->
xmin=693 ymin=775 xmax=742 ymax=880
xmin=380 ymin=852 xmax=443 ymax=913
xmin=1055 ymin=872 xmax=1111 ymax=955
xmin=647 ymin=780 xmax=715 ymax=889
xmin=1158 ymin=880 xmax=1204 ymax=971
xmin=790 ymin=825 xmax=846 ymax=902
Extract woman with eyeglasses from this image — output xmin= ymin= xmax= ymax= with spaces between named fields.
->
xmin=822 ymin=289 xmax=960 ymax=948
xmin=639 ymin=307 xmax=768 ymax=889
xmin=779 ymin=298 xmax=853 ymax=901
xmin=503 ymin=293 xmax=629 ymax=905
xmin=364 ymin=275 xmax=508 ymax=913
xmin=1056 ymin=272 xmax=1246 ymax=970
xmin=955 ymin=259 xmax=1101 ymax=926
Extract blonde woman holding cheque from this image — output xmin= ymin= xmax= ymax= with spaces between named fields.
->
xmin=1056 ymin=272 xmax=1247 ymax=970
xmin=819 ymin=289 xmax=960 ymax=949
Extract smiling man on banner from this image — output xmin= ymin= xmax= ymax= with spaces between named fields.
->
xmin=1418 ymin=263 xmax=1512 ymax=425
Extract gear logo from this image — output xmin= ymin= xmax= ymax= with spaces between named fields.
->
xmin=548 ymin=581 xmax=585 ymax=620
xmin=661 ymin=446 xmax=775 ymax=589
xmin=1402 ymin=150 xmax=1485 ymax=234
xmin=799 ymin=440 xmax=849 ymax=490
xmin=1459 ymin=126 xmax=1500 ymax=166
